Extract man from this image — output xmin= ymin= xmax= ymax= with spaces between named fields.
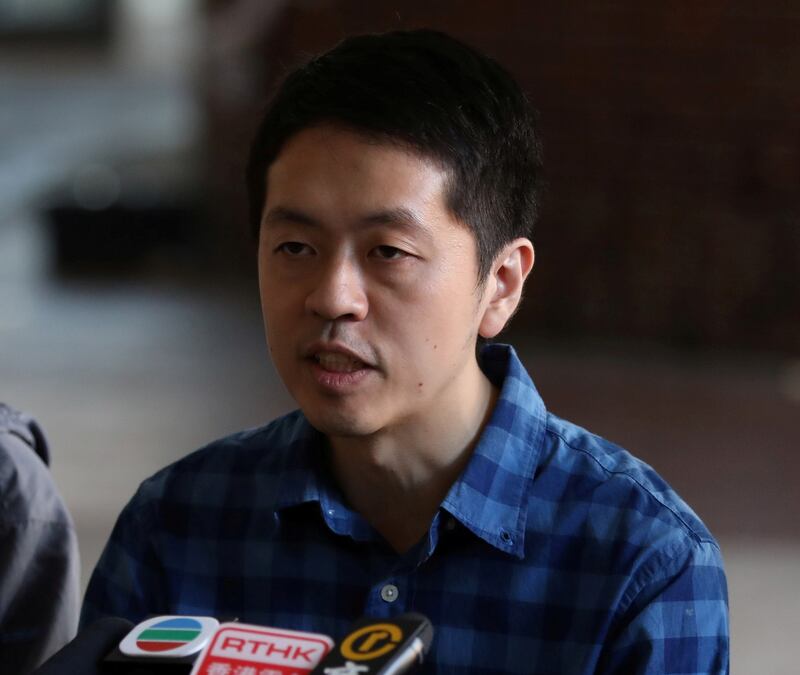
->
xmin=83 ymin=30 xmax=729 ymax=673
xmin=0 ymin=404 xmax=80 ymax=671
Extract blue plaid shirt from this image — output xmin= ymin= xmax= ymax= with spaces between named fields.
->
xmin=82 ymin=344 xmax=729 ymax=673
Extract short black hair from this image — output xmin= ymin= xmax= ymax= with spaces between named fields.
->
xmin=246 ymin=29 xmax=543 ymax=283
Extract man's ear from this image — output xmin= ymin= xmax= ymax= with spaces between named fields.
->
xmin=478 ymin=238 xmax=535 ymax=339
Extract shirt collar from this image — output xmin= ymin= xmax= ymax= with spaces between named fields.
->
xmin=272 ymin=343 xmax=548 ymax=556
xmin=272 ymin=415 xmax=327 ymax=510
xmin=441 ymin=343 xmax=547 ymax=559
xmin=273 ymin=416 xmax=378 ymax=541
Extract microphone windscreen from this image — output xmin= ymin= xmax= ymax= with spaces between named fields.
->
xmin=33 ymin=616 xmax=134 ymax=675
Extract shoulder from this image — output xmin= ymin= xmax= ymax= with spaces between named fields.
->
xmin=524 ymin=415 xmax=730 ymax=668
xmin=532 ymin=413 xmax=727 ymax=618
xmin=119 ymin=410 xmax=312 ymax=522
xmin=540 ymin=412 xmax=716 ymax=546
xmin=531 ymin=413 xmax=726 ymax=608
xmin=0 ymin=405 xmax=69 ymax=526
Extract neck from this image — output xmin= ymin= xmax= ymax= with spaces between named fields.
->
xmin=328 ymin=361 xmax=499 ymax=553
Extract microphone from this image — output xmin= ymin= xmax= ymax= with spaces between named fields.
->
xmin=32 ymin=616 xmax=134 ymax=675
xmin=33 ymin=613 xmax=432 ymax=675
xmin=105 ymin=615 xmax=220 ymax=673
xmin=33 ymin=615 xmax=221 ymax=675
xmin=310 ymin=613 xmax=433 ymax=675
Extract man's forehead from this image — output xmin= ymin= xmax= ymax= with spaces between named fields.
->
xmin=262 ymin=204 xmax=433 ymax=235
xmin=260 ymin=125 xmax=459 ymax=236
xmin=268 ymin=123 xmax=451 ymax=181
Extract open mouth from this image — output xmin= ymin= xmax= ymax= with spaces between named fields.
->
xmin=314 ymin=352 xmax=370 ymax=373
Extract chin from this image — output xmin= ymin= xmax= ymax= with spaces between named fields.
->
xmin=301 ymin=406 xmax=379 ymax=439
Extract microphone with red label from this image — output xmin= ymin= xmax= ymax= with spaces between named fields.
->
xmin=189 ymin=622 xmax=335 ymax=675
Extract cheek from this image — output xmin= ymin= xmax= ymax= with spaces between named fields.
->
xmin=262 ymin=308 xmax=295 ymax=359
xmin=381 ymin=287 xmax=474 ymax=363
xmin=261 ymin=281 xmax=302 ymax=322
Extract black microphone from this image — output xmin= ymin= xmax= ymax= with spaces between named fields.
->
xmin=103 ymin=615 xmax=220 ymax=674
xmin=32 ymin=616 xmax=134 ymax=675
xmin=311 ymin=613 xmax=433 ymax=674
xmin=33 ymin=615 xmax=220 ymax=675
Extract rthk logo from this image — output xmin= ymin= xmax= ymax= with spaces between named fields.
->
xmin=190 ymin=624 xmax=334 ymax=675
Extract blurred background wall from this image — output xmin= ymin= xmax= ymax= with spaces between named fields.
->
xmin=1 ymin=1 xmax=798 ymax=672
xmin=200 ymin=0 xmax=800 ymax=356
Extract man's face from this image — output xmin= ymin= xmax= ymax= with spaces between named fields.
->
xmin=258 ymin=125 xmax=494 ymax=439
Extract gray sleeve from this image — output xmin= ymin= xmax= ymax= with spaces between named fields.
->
xmin=0 ymin=405 xmax=80 ymax=673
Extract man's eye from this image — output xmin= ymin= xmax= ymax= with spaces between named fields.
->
xmin=276 ymin=242 xmax=313 ymax=256
xmin=372 ymin=245 xmax=408 ymax=260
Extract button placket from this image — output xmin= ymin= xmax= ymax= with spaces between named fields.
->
xmin=380 ymin=583 xmax=399 ymax=603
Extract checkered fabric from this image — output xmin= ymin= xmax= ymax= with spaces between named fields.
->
xmin=82 ymin=344 xmax=729 ymax=673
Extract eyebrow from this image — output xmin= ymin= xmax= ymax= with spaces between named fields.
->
xmin=262 ymin=205 xmax=432 ymax=237
xmin=262 ymin=206 xmax=317 ymax=227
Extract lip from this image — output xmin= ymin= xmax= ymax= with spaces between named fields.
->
xmin=303 ymin=341 xmax=375 ymax=367
xmin=308 ymin=359 xmax=375 ymax=392
xmin=302 ymin=341 xmax=377 ymax=393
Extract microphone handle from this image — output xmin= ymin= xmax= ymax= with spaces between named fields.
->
xmin=380 ymin=636 xmax=427 ymax=675
xmin=33 ymin=617 xmax=134 ymax=675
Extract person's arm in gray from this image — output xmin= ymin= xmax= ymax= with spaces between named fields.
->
xmin=0 ymin=404 xmax=80 ymax=672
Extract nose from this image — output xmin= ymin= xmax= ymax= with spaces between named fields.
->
xmin=305 ymin=254 xmax=368 ymax=321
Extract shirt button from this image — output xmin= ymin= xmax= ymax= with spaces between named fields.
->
xmin=380 ymin=584 xmax=399 ymax=603
xmin=445 ymin=518 xmax=456 ymax=531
